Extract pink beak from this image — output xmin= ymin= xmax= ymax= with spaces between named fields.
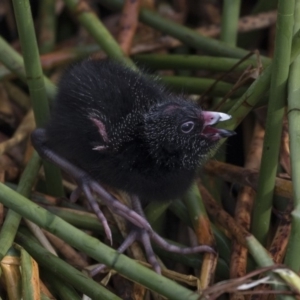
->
xmin=201 ymin=111 xmax=235 ymax=140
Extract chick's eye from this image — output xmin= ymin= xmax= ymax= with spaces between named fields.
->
xmin=180 ymin=121 xmax=195 ymax=133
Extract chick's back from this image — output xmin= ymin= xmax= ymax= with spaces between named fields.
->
xmin=47 ymin=60 xmax=158 ymax=156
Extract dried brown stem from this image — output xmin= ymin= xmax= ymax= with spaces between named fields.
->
xmin=204 ymin=161 xmax=292 ymax=199
xmin=280 ymin=117 xmax=291 ymax=176
xmin=198 ymin=183 xmax=251 ymax=246
xmin=251 ymin=202 xmax=293 ymax=298
xmin=269 ymin=202 xmax=293 ymax=264
xmin=197 ymin=10 xmax=277 ymax=38
xmin=43 ymin=230 xmax=89 ymax=269
xmin=230 ymin=122 xmax=264 ymax=284
xmin=195 ymin=204 xmax=217 ymax=288
xmin=118 ymin=0 xmax=142 ymax=56
xmin=0 ymin=110 xmax=35 ymax=156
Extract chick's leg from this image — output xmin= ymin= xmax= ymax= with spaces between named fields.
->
xmin=31 ymin=128 xmax=152 ymax=245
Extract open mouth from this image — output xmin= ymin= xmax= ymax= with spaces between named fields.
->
xmin=201 ymin=111 xmax=236 ymax=141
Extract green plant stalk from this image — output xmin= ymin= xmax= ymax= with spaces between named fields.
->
xmin=173 ymin=46 xmax=192 ymax=77
xmin=0 ymin=183 xmax=202 ymax=300
xmin=246 ymin=235 xmax=292 ymax=295
xmin=20 ymin=247 xmax=39 ymax=300
xmin=251 ymin=0 xmax=295 ymax=244
xmin=134 ymin=54 xmax=257 ymax=72
xmin=161 ymin=76 xmax=247 ymax=97
xmin=41 ymin=293 xmax=52 ymax=300
xmin=144 ymin=200 xmax=172 ymax=233
xmin=4 ymin=183 xmax=82 ymax=211
xmin=0 ymin=211 xmax=21 ymax=259
xmin=0 ymin=37 xmax=26 ymax=81
xmin=183 ymin=184 xmax=209 ymax=233
xmin=41 ymin=272 xmax=81 ymax=300
xmin=246 ymin=235 xmax=275 ymax=266
xmin=17 ymin=229 xmax=120 ymax=300
xmin=0 ymin=64 xmax=12 ymax=81
xmin=284 ymin=0 xmax=300 ymax=272
xmin=12 ymin=1 xmax=50 ymax=126
xmin=42 ymin=207 xmax=114 ymax=233
xmin=63 ymin=0 xmax=135 ymax=69
xmin=212 ymin=0 xmax=241 ymax=203
xmin=220 ymin=0 xmax=241 ymax=46
xmin=0 ymin=152 xmax=41 ymax=261
xmin=170 ymin=199 xmax=193 ymax=227
xmin=0 ymin=36 xmax=57 ymax=100
xmin=99 ymin=0 xmax=271 ymax=64
xmin=38 ymin=0 xmax=56 ymax=54
xmin=252 ymin=0 xmax=278 ymax=13
xmin=12 ymin=0 xmax=63 ymax=196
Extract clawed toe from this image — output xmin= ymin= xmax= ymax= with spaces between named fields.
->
xmin=70 ymin=187 xmax=82 ymax=203
xmin=118 ymin=227 xmax=161 ymax=273
xmin=150 ymin=231 xmax=216 ymax=255
xmin=89 ymin=227 xmax=161 ymax=277
xmin=88 ymin=223 xmax=215 ymax=277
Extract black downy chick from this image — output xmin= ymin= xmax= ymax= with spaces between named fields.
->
xmin=32 ymin=59 xmax=235 ymax=274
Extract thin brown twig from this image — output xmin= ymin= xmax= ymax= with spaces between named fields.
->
xmin=214 ymin=51 xmax=263 ymax=111
xmin=199 ymin=52 xmax=254 ymax=104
